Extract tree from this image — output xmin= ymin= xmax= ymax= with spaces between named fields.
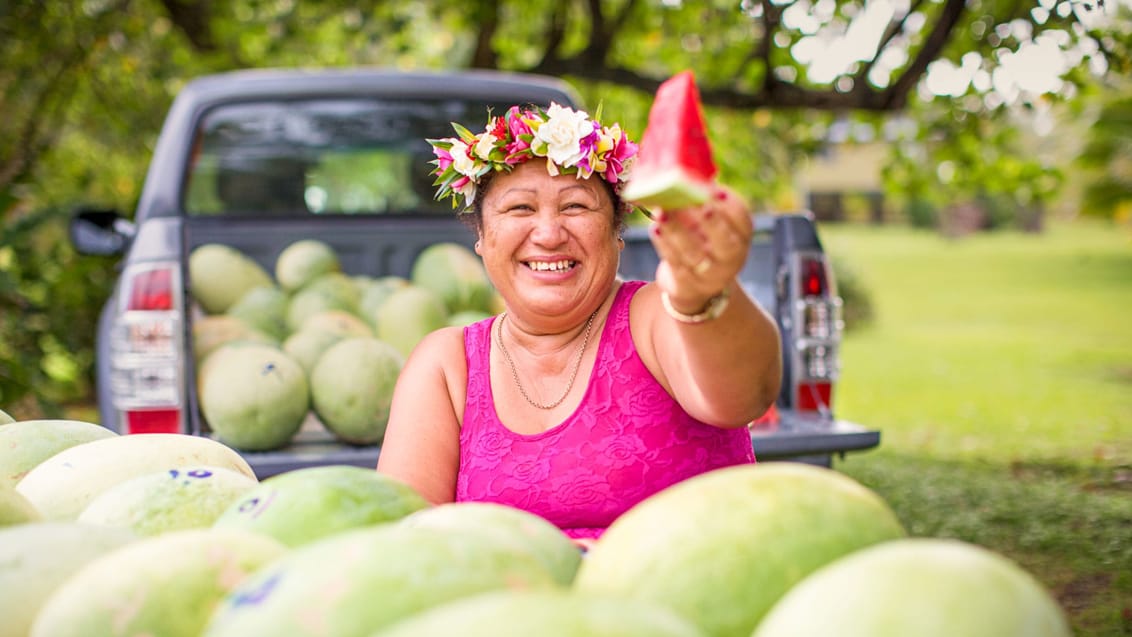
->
xmin=1 ymin=0 xmax=1129 ymax=415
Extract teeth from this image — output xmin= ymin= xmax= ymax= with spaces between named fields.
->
xmin=528 ymin=260 xmax=574 ymax=272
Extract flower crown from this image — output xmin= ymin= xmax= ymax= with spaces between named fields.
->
xmin=427 ymin=103 xmax=638 ymax=210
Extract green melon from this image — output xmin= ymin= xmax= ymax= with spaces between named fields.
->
xmin=753 ymin=538 xmax=1072 ymax=637
xmin=375 ymin=284 xmax=449 ymax=358
xmin=357 ymin=275 xmax=411 ymax=330
xmin=0 ymin=419 xmax=117 ymax=488
xmin=620 ymin=70 xmax=718 ymax=210
xmin=30 ymin=528 xmax=287 ymax=637
xmin=0 ymin=523 xmax=137 ymax=637
xmin=0 ymin=483 xmax=40 ymax=526
xmin=198 ymin=343 xmax=309 ymax=451
xmin=189 ymin=243 xmax=275 ymax=314
xmin=77 ymin=465 xmax=259 ymax=536
xmin=411 ymin=242 xmax=494 ymax=315
xmin=226 ymin=285 xmax=290 ymax=340
xmin=310 ymin=337 xmax=403 ymax=445
xmin=202 ymin=524 xmax=559 ymax=637
xmin=212 ymin=464 xmax=429 ymax=548
xmin=372 ymin=590 xmax=708 ymax=637
xmin=400 ymin=502 xmax=581 ymax=586
xmin=573 ymin=463 xmax=907 ymax=637
xmin=285 ymin=272 xmax=361 ymax=332
xmin=0 ymin=408 xmax=14 ymax=424
xmin=15 ymin=433 xmax=255 ymax=521
xmin=282 ymin=328 xmax=347 ymax=374
xmin=301 ymin=309 xmax=373 ymax=338
xmin=275 ymin=239 xmax=341 ymax=293
xmin=447 ymin=309 xmax=492 ymax=327
xmin=192 ymin=314 xmax=278 ymax=364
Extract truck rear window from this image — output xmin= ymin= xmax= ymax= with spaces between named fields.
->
xmin=183 ymin=98 xmax=514 ymax=217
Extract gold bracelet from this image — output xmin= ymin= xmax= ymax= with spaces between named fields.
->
xmin=661 ymin=287 xmax=731 ymax=324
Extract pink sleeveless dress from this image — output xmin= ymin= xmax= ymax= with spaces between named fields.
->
xmin=456 ymin=280 xmax=756 ymax=540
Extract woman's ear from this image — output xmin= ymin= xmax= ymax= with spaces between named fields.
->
xmin=474 ymin=238 xmax=483 ymax=256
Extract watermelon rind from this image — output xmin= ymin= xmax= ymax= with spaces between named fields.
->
xmin=621 ymin=168 xmax=714 ymax=211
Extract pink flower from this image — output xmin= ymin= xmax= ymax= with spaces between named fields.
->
xmin=432 ymin=145 xmax=454 ymax=174
xmin=604 ymin=129 xmax=638 ymax=184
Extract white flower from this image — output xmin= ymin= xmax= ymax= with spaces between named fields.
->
xmin=450 ymin=141 xmax=478 ymax=177
xmin=473 ymin=132 xmax=497 ymax=160
xmin=455 ymin=179 xmax=477 ymax=208
xmin=534 ymin=104 xmax=591 ymax=168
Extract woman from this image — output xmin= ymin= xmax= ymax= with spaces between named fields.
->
xmin=377 ymin=103 xmax=782 ymax=544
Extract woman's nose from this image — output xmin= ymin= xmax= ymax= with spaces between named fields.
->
xmin=529 ymin=209 xmax=568 ymax=246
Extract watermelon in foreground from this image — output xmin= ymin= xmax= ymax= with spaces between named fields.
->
xmin=0 ymin=419 xmax=117 ymax=488
xmin=752 ymin=538 xmax=1072 ymax=637
xmin=621 ymin=70 xmax=717 ymax=210
xmin=0 ymin=523 xmax=137 ymax=637
xmin=212 ymin=464 xmax=429 ymax=547
xmin=15 ymin=433 xmax=254 ymax=521
xmin=373 ymin=590 xmax=707 ymax=637
xmin=399 ymin=501 xmax=582 ymax=586
xmin=30 ymin=528 xmax=286 ymax=637
xmin=203 ymin=524 xmax=559 ymax=637
xmin=77 ymin=465 xmax=259 ymax=536
xmin=573 ymin=463 xmax=907 ymax=637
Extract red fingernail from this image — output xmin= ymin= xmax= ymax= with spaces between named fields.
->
xmin=652 ymin=224 xmax=662 ymax=236
xmin=657 ymin=211 xmax=668 ymax=223
xmin=715 ymin=191 xmax=727 ymax=201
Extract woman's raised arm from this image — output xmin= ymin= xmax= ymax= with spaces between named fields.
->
xmin=634 ymin=187 xmax=783 ymax=428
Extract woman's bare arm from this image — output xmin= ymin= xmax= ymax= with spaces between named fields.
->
xmin=634 ymin=189 xmax=783 ymax=428
xmin=376 ymin=326 xmax=466 ymax=504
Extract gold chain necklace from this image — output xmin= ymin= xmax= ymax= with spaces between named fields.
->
xmin=494 ymin=308 xmax=599 ymax=410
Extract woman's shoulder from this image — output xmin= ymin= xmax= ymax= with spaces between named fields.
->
xmin=406 ymin=323 xmax=471 ymax=362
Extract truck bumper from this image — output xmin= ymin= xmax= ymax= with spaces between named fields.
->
xmin=238 ymin=418 xmax=880 ymax=480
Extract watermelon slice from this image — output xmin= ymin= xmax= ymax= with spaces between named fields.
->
xmin=622 ymin=70 xmax=718 ymax=210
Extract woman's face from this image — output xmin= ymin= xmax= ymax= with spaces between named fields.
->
xmin=476 ymin=160 xmax=621 ymax=324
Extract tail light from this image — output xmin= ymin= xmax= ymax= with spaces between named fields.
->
xmin=788 ymin=252 xmax=843 ymax=416
xmin=109 ymin=262 xmax=186 ymax=434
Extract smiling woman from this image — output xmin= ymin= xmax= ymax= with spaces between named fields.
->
xmin=376 ymin=102 xmax=783 ymax=545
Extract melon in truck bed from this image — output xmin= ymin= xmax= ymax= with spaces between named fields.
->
xmin=621 ymin=70 xmax=718 ymax=210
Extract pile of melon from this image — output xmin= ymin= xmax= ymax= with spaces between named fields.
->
xmin=0 ymin=416 xmax=1071 ymax=637
xmin=187 ymin=239 xmax=498 ymax=451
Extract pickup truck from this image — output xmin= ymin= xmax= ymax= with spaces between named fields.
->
xmin=69 ymin=67 xmax=880 ymax=478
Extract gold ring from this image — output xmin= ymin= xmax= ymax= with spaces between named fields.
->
xmin=693 ymin=257 xmax=712 ymax=275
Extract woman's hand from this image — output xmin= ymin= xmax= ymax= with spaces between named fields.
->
xmin=648 ymin=185 xmax=755 ymax=315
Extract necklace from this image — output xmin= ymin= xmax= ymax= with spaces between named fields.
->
xmin=494 ymin=308 xmax=600 ymax=410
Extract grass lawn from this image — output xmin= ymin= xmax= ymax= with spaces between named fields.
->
xmin=821 ymin=219 xmax=1132 ymax=636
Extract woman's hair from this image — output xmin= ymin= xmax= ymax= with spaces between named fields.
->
xmin=460 ymin=171 xmax=631 ymax=238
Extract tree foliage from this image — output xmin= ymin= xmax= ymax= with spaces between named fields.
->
xmin=0 ymin=0 xmax=1129 ymax=414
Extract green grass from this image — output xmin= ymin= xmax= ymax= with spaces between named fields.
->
xmin=820 ymin=219 xmax=1132 ymax=636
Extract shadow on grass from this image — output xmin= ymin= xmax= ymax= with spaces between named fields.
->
xmin=836 ymin=451 xmax=1132 ymax=637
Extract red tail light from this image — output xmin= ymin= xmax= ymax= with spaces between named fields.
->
xmin=800 ymin=257 xmax=828 ymax=297
xmin=111 ymin=262 xmax=186 ymax=434
xmin=795 ymin=382 xmax=833 ymax=412
xmin=127 ymin=267 xmax=173 ymax=310
xmin=789 ymin=252 xmax=842 ymax=416
xmin=125 ymin=409 xmax=182 ymax=434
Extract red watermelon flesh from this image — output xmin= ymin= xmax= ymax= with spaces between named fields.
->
xmin=622 ymin=70 xmax=718 ymax=210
